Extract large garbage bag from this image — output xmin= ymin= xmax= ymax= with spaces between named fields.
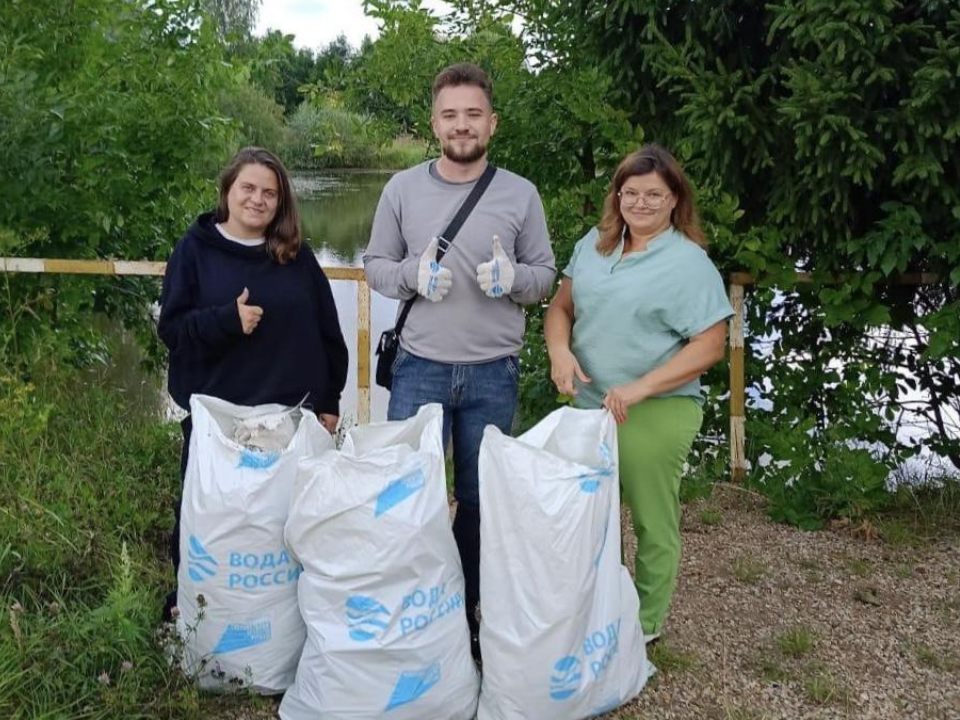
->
xmin=280 ymin=403 xmax=480 ymax=719
xmin=477 ymin=407 xmax=652 ymax=719
xmin=176 ymin=394 xmax=333 ymax=693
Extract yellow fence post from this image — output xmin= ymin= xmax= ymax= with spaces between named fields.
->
xmin=356 ymin=277 xmax=371 ymax=425
xmin=729 ymin=281 xmax=746 ymax=483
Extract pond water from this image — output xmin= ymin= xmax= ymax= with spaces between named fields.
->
xmin=295 ymin=169 xmax=399 ymax=423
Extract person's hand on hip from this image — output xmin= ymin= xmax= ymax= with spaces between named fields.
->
xmin=476 ymin=235 xmax=515 ymax=298
xmin=416 ymin=236 xmax=453 ymax=302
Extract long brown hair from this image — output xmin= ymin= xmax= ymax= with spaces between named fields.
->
xmin=215 ymin=147 xmax=300 ymax=264
xmin=596 ymin=144 xmax=706 ymax=255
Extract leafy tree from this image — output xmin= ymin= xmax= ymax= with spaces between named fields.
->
xmin=0 ymin=0 xmax=236 ymax=361
xmin=362 ymin=0 xmax=960 ymax=523
xmin=203 ymin=0 xmax=262 ymax=41
xmin=217 ymin=80 xmax=290 ymax=151
xmin=561 ymin=0 xmax=960 ymax=488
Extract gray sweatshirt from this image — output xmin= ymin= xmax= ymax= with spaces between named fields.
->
xmin=363 ymin=161 xmax=556 ymax=364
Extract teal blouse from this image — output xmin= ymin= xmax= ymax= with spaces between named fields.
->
xmin=563 ymin=226 xmax=733 ymax=409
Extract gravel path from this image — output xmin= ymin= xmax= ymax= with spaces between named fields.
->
xmin=609 ymin=486 xmax=960 ymax=720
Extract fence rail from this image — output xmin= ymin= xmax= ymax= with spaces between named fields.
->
xmin=0 ymin=258 xmax=371 ymax=424
xmin=8 ymin=257 xmax=935 ymax=481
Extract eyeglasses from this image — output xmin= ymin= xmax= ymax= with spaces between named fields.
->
xmin=618 ymin=189 xmax=671 ymax=209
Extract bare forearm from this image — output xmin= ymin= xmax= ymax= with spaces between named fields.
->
xmin=544 ymin=302 xmax=574 ymax=359
xmin=629 ymin=339 xmax=725 ymax=402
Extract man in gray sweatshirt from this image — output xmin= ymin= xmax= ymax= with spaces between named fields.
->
xmin=363 ymin=63 xmax=556 ymax=661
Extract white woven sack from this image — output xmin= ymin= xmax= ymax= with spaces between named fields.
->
xmin=280 ymin=403 xmax=480 ymax=720
xmin=477 ymin=407 xmax=652 ymax=719
xmin=176 ymin=394 xmax=333 ymax=694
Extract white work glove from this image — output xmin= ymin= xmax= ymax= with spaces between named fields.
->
xmin=416 ymin=236 xmax=453 ymax=302
xmin=476 ymin=235 xmax=515 ymax=299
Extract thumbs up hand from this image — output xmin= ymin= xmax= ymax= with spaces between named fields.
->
xmin=236 ymin=287 xmax=264 ymax=334
xmin=476 ymin=235 xmax=515 ymax=298
xmin=416 ymin=237 xmax=453 ymax=302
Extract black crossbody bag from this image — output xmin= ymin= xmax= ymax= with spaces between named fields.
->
xmin=375 ymin=164 xmax=497 ymax=390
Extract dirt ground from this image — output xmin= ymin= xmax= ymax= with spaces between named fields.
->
xmin=212 ymin=486 xmax=960 ymax=720
xmin=609 ymin=486 xmax=960 ymax=720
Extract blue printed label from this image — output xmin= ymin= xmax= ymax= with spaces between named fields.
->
xmin=549 ymin=617 xmax=623 ymax=701
xmin=213 ymin=618 xmax=272 ymax=654
xmin=385 ymin=662 xmax=441 ymax=711
xmin=580 ymin=441 xmax=615 ymax=493
xmin=550 ymin=655 xmax=582 ymax=701
xmin=346 ymin=595 xmax=391 ymax=642
xmin=344 ymin=584 xmax=463 ymax=643
xmin=375 ymin=469 xmax=426 ymax=517
xmin=226 ymin=549 xmax=302 ymax=591
xmin=187 ymin=535 xmax=219 ymax=583
xmin=237 ymin=449 xmax=281 ymax=470
xmin=399 ymin=583 xmax=463 ymax=636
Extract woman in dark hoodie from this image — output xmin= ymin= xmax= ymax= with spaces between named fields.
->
xmin=158 ymin=147 xmax=348 ymax=619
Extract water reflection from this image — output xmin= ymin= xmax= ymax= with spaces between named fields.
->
xmin=297 ymin=170 xmax=392 ymax=266
xmin=295 ymin=170 xmax=399 ymax=424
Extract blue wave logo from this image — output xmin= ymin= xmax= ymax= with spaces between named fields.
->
xmin=346 ymin=595 xmax=391 ymax=642
xmin=550 ymin=655 xmax=582 ymax=701
xmin=213 ymin=619 xmax=272 ymax=654
xmin=237 ymin=449 xmax=281 ymax=470
xmin=598 ymin=441 xmax=612 ymax=467
xmin=579 ymin=466 xmax=613 ymax=494
xmin=385 ymin=662 xmax=441 ymax=711
xmin=186 ymin=535 xmax=218 ymax=583
xmin=375 ymin=469 xmax=426 ymax=517
xmin=580 ymin=442 xmax=615 ymax=493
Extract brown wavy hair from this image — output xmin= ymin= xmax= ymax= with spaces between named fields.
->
xmin=215 ymin=147 xmax=300 ymax=265
xmin=596 ymin=144 xmax=706 ymax=255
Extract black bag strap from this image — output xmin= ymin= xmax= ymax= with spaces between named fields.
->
xmin=394 ymin=163 xmax=497 ymax=336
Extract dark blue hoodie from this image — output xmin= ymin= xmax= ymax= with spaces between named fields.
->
xmin=158 ymin=212 xmax=348 ymax=415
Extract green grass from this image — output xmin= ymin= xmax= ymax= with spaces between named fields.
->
xmin=0 ymin=353 xmax=237 ymax=718
xmin=872 ymin=482 xmax=960 ymax=546
xmin=753 ymin=651 xmax=791 ymax=683
xmin=699 ymin=506 xmax=723 ymax=526
xmin=795 ymin=557 xmax=824 ymax=583
xmin=842 ymin=555 xmax=874 ymax=578
xmin=678 ymin=453 xmax=721 ymax=503
xmin=936 ymin=598 xmax=960 ymax=625
xmin=776 ymin=625 xmax=816 ymax=658
xmin=731 ymin=555 xmax=765 ymax=585
xmin=801 ymin=664 xmax=848 ymax=706
xmin=647 ymin=640 xmax=697 ymax=672
xmin=890 ymin=563 xmax=914 ymax=579
xmin=377 ymin=135 xmax=428 ymax=169
xmin=913 ymin=643 xmax=960 ymax=672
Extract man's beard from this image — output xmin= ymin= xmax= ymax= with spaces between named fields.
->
xmin=441 ymin=135 xmax=487 ymax=164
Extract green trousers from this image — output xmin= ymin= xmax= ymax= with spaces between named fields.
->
xmin=617 ymin=396 xmax=703 ymax=636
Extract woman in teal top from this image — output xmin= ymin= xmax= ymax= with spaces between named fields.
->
xmin=545 ymin=144 xmax=733 ymax=643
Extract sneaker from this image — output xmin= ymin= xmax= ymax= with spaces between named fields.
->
xmin=644 ymin=631 xmax=661 ymax=646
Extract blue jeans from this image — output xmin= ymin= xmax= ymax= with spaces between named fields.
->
xmin=387 ymin=348 xmax=520 ymax=507
xmin=387 ymin=347 xmax=519 ymax=642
